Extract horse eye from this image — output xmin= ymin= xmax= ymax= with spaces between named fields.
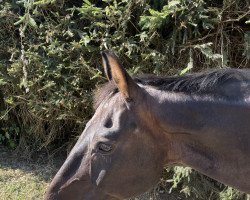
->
xmin=126 ymin=97 xmax=133 ymax=102
xmin=98 ymin=142 xmax=113 ymax=153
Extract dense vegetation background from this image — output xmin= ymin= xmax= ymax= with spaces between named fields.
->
xmin=0 ymin=0 xmax=249 ymax=199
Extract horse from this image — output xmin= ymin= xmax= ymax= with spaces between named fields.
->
xmin=45 ymin=51 xmax=250 ymax=200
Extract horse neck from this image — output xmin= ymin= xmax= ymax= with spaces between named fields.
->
xmin=145 ymin=86 xmax=250 ymax=193
xmin=146 ymin=87 xmax=209 ymax=134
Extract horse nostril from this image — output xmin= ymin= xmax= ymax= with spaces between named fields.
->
xmin=104 ymin=118 xmax=113 ymax=128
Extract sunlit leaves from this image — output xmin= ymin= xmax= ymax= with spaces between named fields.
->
xmin=139 ymin=0 xmax=218 ymax=36
xmin=194 ymin=43 xmax=222 ymax=61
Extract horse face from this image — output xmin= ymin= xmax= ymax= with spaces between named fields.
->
xmin=45 ymin=51 xmax=165 ymax=200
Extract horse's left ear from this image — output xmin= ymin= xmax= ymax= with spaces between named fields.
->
xmin=101 ymin=50 xmax=140 ymax=101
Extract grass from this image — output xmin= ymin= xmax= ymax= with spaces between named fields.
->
xmin=0 ymin=168 xmax=47 ymax=199
xmin=0 ymin=146 xmax=62 ymax=200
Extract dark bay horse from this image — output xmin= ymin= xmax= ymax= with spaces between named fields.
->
xmin=45 ymin=51 xmax=250 ymax=200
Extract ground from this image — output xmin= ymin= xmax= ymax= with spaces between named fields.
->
xmin=0 ymin=146 xmax=190 ymax=200
xmin=0 ymin=146 xmax=60 ymax=200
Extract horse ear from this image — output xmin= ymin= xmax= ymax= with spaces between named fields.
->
xmin=101 ymin=50 xmax=139 ymax=100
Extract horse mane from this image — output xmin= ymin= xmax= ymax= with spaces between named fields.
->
xmin=94 ymin=68 xmax=247 ymax=109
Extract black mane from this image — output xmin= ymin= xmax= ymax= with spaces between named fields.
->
xmin=134 ymin=68 xmax=246 ymax=93
xmin=94 ymin=68 xmax=248 ymax=109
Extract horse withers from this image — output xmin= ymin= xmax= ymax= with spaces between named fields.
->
xmin=45 ymin=51 xmax=250 ymax=200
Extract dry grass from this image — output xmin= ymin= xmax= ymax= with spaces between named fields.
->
xmin=0 ymin=146 xmax=61 ymax=200
xmin=0 ymin=168 xmax=47 ymax=200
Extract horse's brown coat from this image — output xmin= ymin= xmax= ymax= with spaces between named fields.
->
xmin=45 ymin=51 xmax=250 ymax=200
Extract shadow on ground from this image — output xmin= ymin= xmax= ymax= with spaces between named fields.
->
xmin=0 ymin=146 xmax=64 ymax=182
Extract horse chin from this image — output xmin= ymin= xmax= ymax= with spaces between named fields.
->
xmin=45 ymin=179 xmax=115 ymax=200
